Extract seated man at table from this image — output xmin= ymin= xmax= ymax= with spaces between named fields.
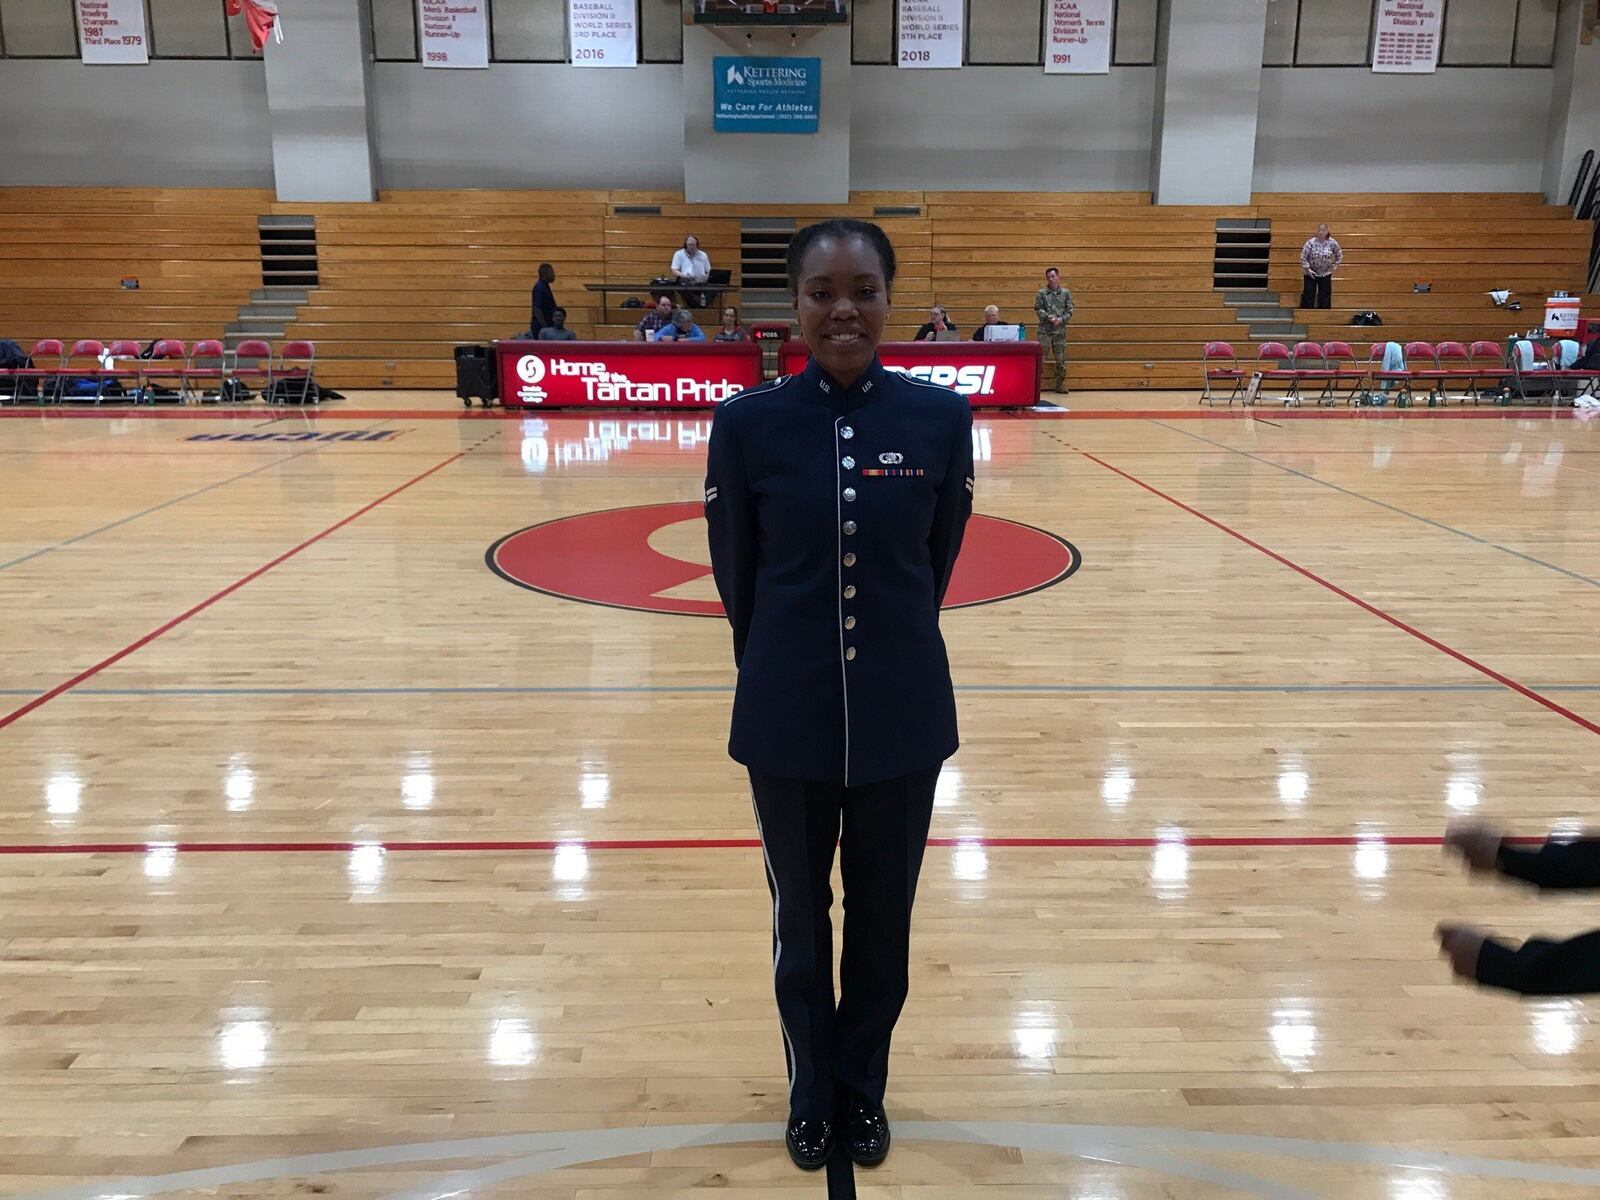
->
xmin=634 ymin=295 xmax=675 ymax=342
xmin=537 ymin=307 xmax=578 ymax=341
xmin=653 ymin=308 xmax=707 ymax=343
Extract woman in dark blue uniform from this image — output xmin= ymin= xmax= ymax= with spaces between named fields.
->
xmin=704 ymin=220 xmax=974 ymax=1171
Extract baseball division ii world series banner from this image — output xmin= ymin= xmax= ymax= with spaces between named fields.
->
xmin=497 ymin=342 xmax=763 ymax=409
xmin=76 ymin=0 xmax=148 ymax=64
xmin=897 ymin=0 xmax=963 ymax=68
xmin=1372 ymin=0 xmax=1441 ymax=73
xmin=569 ymin=0 xmax=637 ymax=67
xmin=714 ymin=57 xmax=821 ymax=133
xmin=1046 ymin=0 xmax=1111 ymax=74
xmin=419 ymin=0 xmax=488 ymax=68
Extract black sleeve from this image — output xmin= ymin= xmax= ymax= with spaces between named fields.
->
xmin=928 ymin=400 xmax=975 ymax=609
xmin=913 ymin=324 xmax=932 ymax=341
xmin=1497 ymin=839 xmax=1600 ymax=890
xmin=1476 ymin=930 xmax=1600 ymax=995
xmin=705 ymin=404 xmax=758 ymax=667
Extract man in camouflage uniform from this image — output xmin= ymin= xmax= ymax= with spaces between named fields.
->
xmin=1033 ymin=266 xmax=1074 ymax=394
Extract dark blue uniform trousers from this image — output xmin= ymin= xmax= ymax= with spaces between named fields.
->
xmin=749 ymin=765 xmax=941 ymax=1121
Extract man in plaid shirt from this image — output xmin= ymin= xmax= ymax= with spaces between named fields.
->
xmin=1299 ymin=224 xmax=1342 ymax=310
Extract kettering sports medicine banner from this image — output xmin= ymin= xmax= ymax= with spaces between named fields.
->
xmin=1372 ymin=0 xmax=1441 ymax=73
xmin=1045 ymin=0 xmax=1111 ymax=74
xmin=714 ymin=57 xmax=821 ymax=133
xmin=897 ymin=0 xmax=962 ymax=69
xmin=419 ymin=0 xmax=488 ymax=68
xmin=76 ymin=0 xmax=148 ymax=64
xmin=569 ymin=0 xmax=637 ymax=67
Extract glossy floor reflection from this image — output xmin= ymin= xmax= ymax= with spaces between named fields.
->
xmin=2 ymin=398 xmax=1600 ymax=1197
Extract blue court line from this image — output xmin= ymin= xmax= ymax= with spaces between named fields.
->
xmin=1150 ymin=420 xmax=1600 ymax=590
xmin=0 ymin=444 xmax=322 ymax=573
xmin=2 ymin=683 xmax=1599 ymax=698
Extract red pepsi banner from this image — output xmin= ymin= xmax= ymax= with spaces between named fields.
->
xmin=497 ymin=341 xmax=764 ymax=409
xmin=777 ymin=341 xmax=1040 ymax=408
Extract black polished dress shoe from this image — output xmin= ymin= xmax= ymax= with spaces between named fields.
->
xmin=785 ymin=1116 xmax=834 ymax=1170
xmin=843 ymin=1101 xmax=891 ymax=1166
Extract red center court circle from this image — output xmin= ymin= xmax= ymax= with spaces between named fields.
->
xmin=487 ymin=502 xmax=1079 ymax=616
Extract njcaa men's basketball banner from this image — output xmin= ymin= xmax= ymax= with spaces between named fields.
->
xmin=418 ymin=0 xmax=488 ymax=68
xmin=1372 ymin=0 xmax=1441 ymax=73
xmin=1045 ymin=0 xmax=1111 ymax=74
xmin=569 ymin=0 xmax=637 ymax=67
xmin=897 ymin=0 xmax=963 ymax=69
xmin=76 ymin=0 xmax=148 ymax=64
xmin=714 ymin=57 xmax=821 ymax=133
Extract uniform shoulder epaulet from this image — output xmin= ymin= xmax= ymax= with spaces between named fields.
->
xmin=720 ymin=374 xmax=795 ymax=408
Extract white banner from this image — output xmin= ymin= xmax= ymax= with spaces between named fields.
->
xmin=76 ymin=0 xmax=148 ymax=64
xmin=897 ymin=0 xmax=962 ymax=69
xmin=569 ymin=0 xmax=637 ymax=68
xmin=1045 ymin=0 xmax=1111 ymax=74
xmin=1372 ymin=0 xmax=1441 ymax=73
xmin=419 ymin=0 xmax=488 ymax=68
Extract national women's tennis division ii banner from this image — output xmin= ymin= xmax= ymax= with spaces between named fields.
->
xmin=418 ymin=0 xmax=488 ymax=68
xmin=714 ymin=57 xmax=821 ymax=133
xmin=76 ymin=0 xmax=148 ymax=64
xmin=897 ymin=0 xmax=963 ymax=68
xmin=1372 ymin=0 xmax=1441 ymax=73
xmin=1045 ymin=0 xmax=1111 ymax=74
xmin=569 ymin=0 xmax=637 ymax=67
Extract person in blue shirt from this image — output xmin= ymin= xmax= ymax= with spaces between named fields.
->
xmin=705 ymin=218 xmax=973 ymax=1173
xmin=654 ymin=308 xmax=707 ymax=343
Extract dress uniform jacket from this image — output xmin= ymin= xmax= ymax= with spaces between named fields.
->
xmin=705 ymin=356 xmax=974 ymax=787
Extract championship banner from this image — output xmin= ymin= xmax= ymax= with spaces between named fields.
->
xmin=76 ymin=0 xmax=148 ymax=64
xmin=714 ymin=57 xmax=821 ymax=133
xmin=497 ymin=342 xmax=762 ymax=409
xmin=569 ymin=0 xmax=638 ymax=68
xmin=1373 ymin=0 xmax=1441 ymax=73
xmin=897 ymin=0 xmax=963 ymax=69
xmin=778 ymin=342 xmax=1042 ymax=409
xmin=1045 ymin=0 xmax=1111 ymax=74
xmin=419 ymin=0 xmax=488 ymax=68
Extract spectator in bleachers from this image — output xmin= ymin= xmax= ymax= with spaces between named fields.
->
xmin=654 ymin=308 xmax=707 ymax=343
xmin=914 ymin=305 xmax=958 ymax=341
xmin=530 ymin=262 xmax=558 ymax=334
xmin=537 ymin=307 xmax=577 ymax=341
xmin=1034 ymin=267 xmax=1074 ymax=394
xmin=634 ymin=294 xmax=676 ymax=342
xmin=1299 ymin=224 xmax=1342 ymax=310
xmin=714 ymin=306 xmax=750 ymax=342
xmin=672 ymin=235 xmax=712 ymax=284
xmin=971 ymin=305 xmax=1006 ymax=341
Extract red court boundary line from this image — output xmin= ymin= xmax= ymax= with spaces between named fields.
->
xmin=1077 ymin=448 xmax=1600 ymax=738
xmin=0 ymin=406 xmax=1573 ymax=423
xmin=0 ymin=452 xmax=464 ymax=732
xmin=0 ymin=835 xmax=1547 ymax=855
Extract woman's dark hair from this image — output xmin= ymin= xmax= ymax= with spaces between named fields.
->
xmin=723 ymin=305 xmax=740 ymax=324
xmin=552 ymin=306 xmax=567 ymax=318
xmin=786 ymin=219 xmax=896 ymax=297
xmin=537 ymin=262 xmax=555 ymax=283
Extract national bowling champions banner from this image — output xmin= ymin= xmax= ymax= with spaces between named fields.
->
xmin=76 ymin=0 xmax=148 ymax=64
xmin=1046 ymin=0 xmax=1111 ymax=74
xmin=418 ymin=0 xmax=488 ymax=68
xmin=569 ymin=0 xmax=637 ymax=67
xmin=897 ymin=0 xmax=963 ymax=69
xmin=714 ymin=57 xmax=821 ymax=133
xmin=1372 ymin=0 xmax=1441 ymax=73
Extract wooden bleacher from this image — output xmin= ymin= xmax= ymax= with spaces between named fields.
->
xmin=0 ymin=187 xmax=1592 ymax=393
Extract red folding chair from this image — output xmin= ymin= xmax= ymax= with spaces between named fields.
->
xmin=182 ymin=339 xmax=228 ymax=403
xmin=101 ymin=339 xmax=145 ymax=403
xmin=1201 ymin=341 xmax=1245 ymax=406
xmin=1431 ymin=341 xmax=1478 ymax=405
xmin=271 ymin=340 xmax=317 ymax=404
xmin=1467 ymin=340 xmax=1513 ymax=404
xmin=59 ymin=339 xmax=107 ymax=404
xmin=138 ymin=339 xmax=188 ymax=404
xmin=229 ymin=339 xmax=274 ymax=401
xmin=1322 ymin=340 xmax=1366 ymax=405
xmin=1 ymin=338 xmax=64 ymax=404
xmin=1402 ymin=341 xmax=1446 ymax=406
xmin=1368 ymin=341 xmax=1416 ymax=407
xmin=1255 ymin=341 xmax=1300 ymax=405
xmin=1289 ymin=341 xmax=1340 ymax=406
